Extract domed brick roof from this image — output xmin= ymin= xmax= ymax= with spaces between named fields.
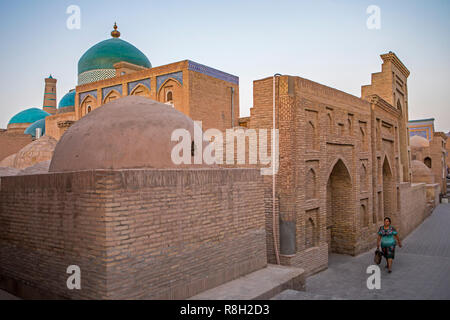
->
xmin=410 ymin=135 xmax=430 ymax=148
xmin=411 ymin=160 xmax=434 ymax=184
xmin=0 ymin=167 xmax=21 ymax=177
xmin=0 ymin=153 xmax=17 ymax=168
xmin=13 ymin=136 xmax=57 ymax=169
xmin=18 ymin=160 xmax=50 ymax=176
xmin=49 ymin=96 xmax=210 ymax=172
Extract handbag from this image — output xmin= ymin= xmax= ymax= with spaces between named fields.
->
xmin=374 ymin=249 xmax=383 ymax=265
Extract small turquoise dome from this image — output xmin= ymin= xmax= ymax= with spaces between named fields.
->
xmin=8 ymin=108 xmax=50 ymax=125
xmin=58 ymin=90 xmax=75 ymax=109
xmin=78 ymin=38 xmax=151 ymax=75
xmin=24 ymin=118 xmax=46 ymax=137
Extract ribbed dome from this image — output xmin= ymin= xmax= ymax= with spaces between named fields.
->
xmin=24 ymin=118 xmax=46 ymax=137
xmin=78 ymin=38 xmax=151 ymax=75
xmin=8 ymin=108 xmax=50 ymax=125
xmin=58 ymin=90 xmax=75 ymax=109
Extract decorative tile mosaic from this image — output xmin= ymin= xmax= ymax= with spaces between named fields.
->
xmin=102 ymin=84 xmax=123 ymax=100
xmin=156 ymin=72 xmax=183 ymax=92
xmin=78 ymin=69 xmax=116 ymax=85
xmin=410 ymin=131 xmax=428 ymax=139
xmin=128 ymin=78 xmax=151 ymax=95
xmin=188 ymin=60 xmax=239 ymax=85
xmin=79 ymin=90 xmax=98 ymax=104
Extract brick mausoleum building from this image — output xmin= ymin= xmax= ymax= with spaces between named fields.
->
xmin=238 ymin=52 xmax=442 ymax=275
xmin=0 ymin=24 xmax=446 ymax=299
xmin=408 ymin=118 xmax=448 ymax=195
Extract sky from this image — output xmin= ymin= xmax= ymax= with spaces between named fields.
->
xmin=0 ymin=0 xmax=449 ymax=131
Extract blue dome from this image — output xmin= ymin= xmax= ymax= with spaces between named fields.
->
xmin=58 ymin=90 xmax=75 ymax=109
xmin=8 ymin=108 xmax=50 ymax=125
xmin=24 ymin=118 xmax=46 ymax=137
xmin=78 ymin=38 xmax=151 ymax=75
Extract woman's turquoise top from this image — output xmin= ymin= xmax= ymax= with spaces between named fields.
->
xmin=378 ymin=226 xmax=397 ymax=248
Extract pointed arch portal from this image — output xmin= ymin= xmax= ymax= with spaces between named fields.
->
xmin=326 ymin=159 xmax=354 ymax=255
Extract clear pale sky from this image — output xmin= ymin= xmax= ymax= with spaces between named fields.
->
xmin=0 ymin=0 xmax=449 ymax=131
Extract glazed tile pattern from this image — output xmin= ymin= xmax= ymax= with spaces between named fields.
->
xmin=128 ymin=78 xmax=151 ymax=95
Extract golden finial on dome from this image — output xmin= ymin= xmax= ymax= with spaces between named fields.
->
xmin=111 ymin=22 xmax=121 ymax=38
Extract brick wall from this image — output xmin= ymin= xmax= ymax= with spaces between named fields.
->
xmin=247 ymin=73 xmax=429 ymax=275
xmin=250 ymin=75 xmax=375 ymax=274
xmin=398 ymin=182 xmax=430 ymax=237
xmin=426 ymin=183 xmax=440 ymax=208
xmin=102 ymin=169 xmax=265 ymax=299
xmin=73 ymin=60 xmax=239 ymax=134
xmin=0 ymin=171 xmax=107 ymax=299
xmin=411 ymin=135 xmax=447 ymax=195
xmin=0 ymin=131 xmax=32 ymax=162
xmin=45 ymin=112 xmax=76 ymax=141
xmin=361 ymin=53 xmax=411 ymax=183
xmin=189 ymin=70 xmax=239 ymax=132
xmin=429 ymin=135 xmax=447 ymax=194
xmin=0 ymin=168 xmax=266 ymax=300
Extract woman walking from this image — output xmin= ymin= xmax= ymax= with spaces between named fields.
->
xmin=377 ymin=217 xmax=402 ymax=273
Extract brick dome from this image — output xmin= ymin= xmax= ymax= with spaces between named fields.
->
xmin=410 ymin=135 xmax=429 ymax=148
xmin=411 ymin=160 xmax=434 ymax=184
xmin=49 ymin=96 xmax=209 ymax=172
xmin=13 ymin=135 xmax=57 ymax=169
xmin=0 ymin=167 xmax=20 ymax=177
xmin=0 ymin=153 xmax=16 ymax=168
xmin=18 ymin=160 xmax=51 ymax=176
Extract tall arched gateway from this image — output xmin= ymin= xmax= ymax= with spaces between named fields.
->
xmin=326 ymin=159 xmax=354 ymax=255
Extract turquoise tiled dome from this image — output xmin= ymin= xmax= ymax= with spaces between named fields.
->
xmin=77 ymin=24 xmax=151 ymax=85
xmin=24 ymin=118 xmax=46 ymax=137
xmin=8 ymin=108 xmax=50 ymax=125
xmin=58 ymin=90 xmax=75 ymax=109
xmin=78 ymin=38 xmax=151 ymax=75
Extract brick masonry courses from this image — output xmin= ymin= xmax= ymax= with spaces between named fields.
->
xmin=0 ymin=130 xmax=32 ymax=162
xmin=243 ymin=52 xmax=433 ymax=276
xmin=0 ymin=168 xmax=266 ymax=299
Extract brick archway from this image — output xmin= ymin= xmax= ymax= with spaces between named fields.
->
xmin=326 ymin=159 xmax=354 ymax=255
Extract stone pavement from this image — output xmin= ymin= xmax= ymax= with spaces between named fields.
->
xmin=274 ymin=203 xmax=450 ymax=300
xmin=0 ymin=289 xmax=19 ymax=300
xmin=190 ymin=264 xmax=305 ymax=300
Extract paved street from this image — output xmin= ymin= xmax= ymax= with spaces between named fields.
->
xmin=274 ymin=203 xmax=450 ymax=300
xmin=0 ymin=289 xmax=19 ymax=300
